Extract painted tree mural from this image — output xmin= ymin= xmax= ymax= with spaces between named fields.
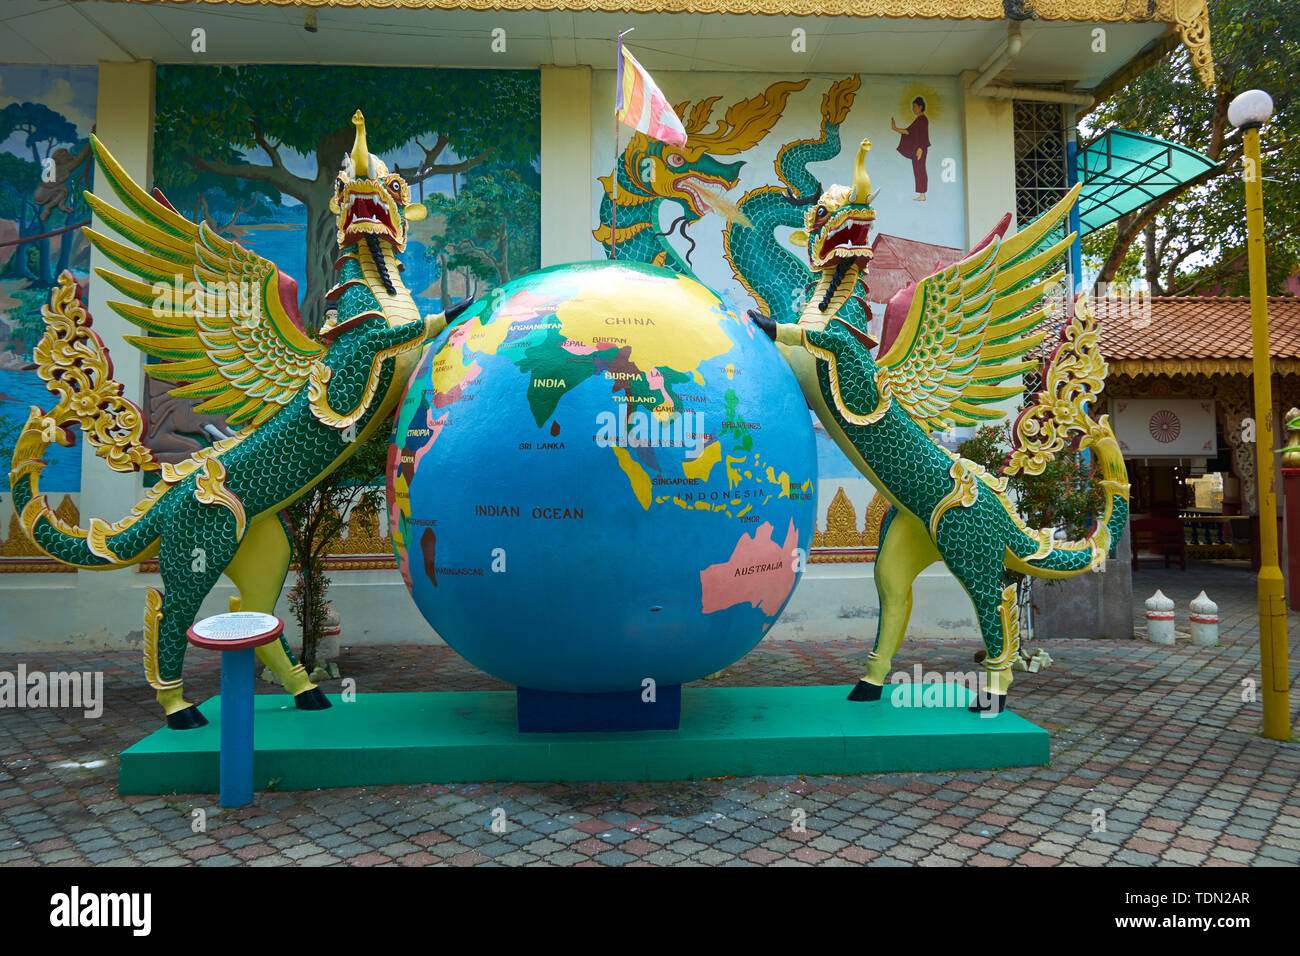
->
xmin=154 ymin=65 xmax=541 ymax=330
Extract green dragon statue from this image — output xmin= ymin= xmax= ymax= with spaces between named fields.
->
xmin=750 ymin=141 xmax=1130 ymax=713
xmin=9 ymin=111 xmax=465 ymax=728
xmin=722 ymin=74 xmax=862 ymax=327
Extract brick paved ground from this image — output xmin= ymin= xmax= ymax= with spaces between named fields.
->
xmin=1 ymin=559 xmax=1296 ymax=866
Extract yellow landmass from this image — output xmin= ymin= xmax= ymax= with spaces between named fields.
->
xmin=612 ymin=446 xmax=652 ymax=510
xmin=682 ymin=441 xmax=722 ymax=483
xmin=553 ymin=271 xmax=733 ymax=378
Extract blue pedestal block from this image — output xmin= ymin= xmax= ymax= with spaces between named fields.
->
xmin=516 ymin=684 xmax=683 ymax=732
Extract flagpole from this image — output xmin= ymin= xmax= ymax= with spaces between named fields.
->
xmin=612 ymin=27 xmax=634 ymax=261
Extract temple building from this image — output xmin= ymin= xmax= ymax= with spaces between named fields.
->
xmin=0 ymin=0 xmax=1218 ymax=645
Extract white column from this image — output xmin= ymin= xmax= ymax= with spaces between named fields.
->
xmin=74 ymin=60 xmax=156 ymax=642
xmin=539 ymin=65 xmax=593 ymax=268
xmin=959 ymin=74 xmax=1018 ymax=243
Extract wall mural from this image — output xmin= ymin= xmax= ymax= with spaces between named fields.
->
xmin=142 ymin=65 xmax=541 ymax=562
xmin=0 ymin=65 xmax=96 ymax=569
xmin=591 ymin=71 xmax=967 ymax=559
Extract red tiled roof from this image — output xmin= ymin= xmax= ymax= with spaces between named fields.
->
xmin=1093 ymin=296 xmax=1300 ymax=362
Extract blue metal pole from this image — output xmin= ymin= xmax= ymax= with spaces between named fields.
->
xmin=219 ymin=647 xmax=255 ymax=808
xmin=1066 ymin=113 xmax=1083 ymax=294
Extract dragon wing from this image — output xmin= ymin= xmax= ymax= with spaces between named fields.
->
xmin=83 ymin=135 xmax=325 ymax=429
xmin=874 ymin=183 xmax=1080 ymax=433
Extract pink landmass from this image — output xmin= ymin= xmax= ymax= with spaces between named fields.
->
xmin=563 ymin=341 xmax=597 ymax=355
xmin=700 ymin=519 xmax=800 ymax=617
xmin=646 ymin=367 xmax=673 ymax=407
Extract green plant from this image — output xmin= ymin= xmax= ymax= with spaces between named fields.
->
xmin=957 ymin=417 xmax=1106 ymax=586
xmin=283 ymin=414 xmax=391 ymax=672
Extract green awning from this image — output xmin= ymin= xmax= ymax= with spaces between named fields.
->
xmin=1077 ymin=129 xmax=1218 ymax=235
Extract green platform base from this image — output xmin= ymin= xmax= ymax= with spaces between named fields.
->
xmin=118 ymin=684 xmax=1049 ymax=794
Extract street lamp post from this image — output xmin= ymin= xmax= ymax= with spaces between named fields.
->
xmin=1229 ymin=89 xmax=1293 ymax=741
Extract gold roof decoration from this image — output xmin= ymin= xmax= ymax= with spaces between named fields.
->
xmin=107 ymin=0 xmax=1216 ymax=90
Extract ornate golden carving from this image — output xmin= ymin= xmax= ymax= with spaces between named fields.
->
xmin=1109 ymin=358 xmax=1300 ymax=378
xmin=1006 ymin=295 xmax=1107 ymax=477
xmin=193 ymin=457 xmax=248 ymax=538
xmin=929 ymin=459 xmax=982 ymax=539
xmin=141 ymin=587 xmax=179 ymax=691
xmin=862 ymin=492 xmax=890 ymax=548
xmin=32 ymin=272 xmax=159 ymax=474
xmin=331 ymin=498 xmax=392 ymax=555
xmin=821 ymin=487 xmax=860 ymax=547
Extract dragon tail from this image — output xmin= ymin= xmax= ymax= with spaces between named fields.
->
xmin=1002 ymin=293 xmax=1130 ymax=579
xmin=8 ymin=272 xmax=163 ymax=570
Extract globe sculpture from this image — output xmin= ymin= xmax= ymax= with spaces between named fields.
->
xmin=387 ymin=261 xmax=817 ymax=731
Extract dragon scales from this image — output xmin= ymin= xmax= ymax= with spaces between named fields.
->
xmin=8 ymin=112 xmax=465 ymax=728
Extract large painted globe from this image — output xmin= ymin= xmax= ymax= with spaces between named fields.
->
xmin=386 ymin=261 xmax=817 ymax=694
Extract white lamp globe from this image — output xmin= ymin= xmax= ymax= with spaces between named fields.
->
xmin=1228 ymin=89 xmax=1274 ymax=129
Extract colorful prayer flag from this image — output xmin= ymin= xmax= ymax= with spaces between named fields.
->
xmin=616 ymin=45 xmax=687 ymax=148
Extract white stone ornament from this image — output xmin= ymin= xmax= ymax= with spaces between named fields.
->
xmin=1145 ymin=589 xmax=1176 ymax=645
xmin=1188 ymin=591 xmax=1219 ymax=648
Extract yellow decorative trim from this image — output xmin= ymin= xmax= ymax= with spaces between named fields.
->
xmin=804 ymin=340 xmax=893 ymax=426
xmin=1108 ymin=358 xmax=1300 ymax=377
xmin=983 ymin=585 xmax=1021 ymax=672
xmin=808 ymin=549 xmax=877 ymax=564
xmin=160 ymin=432 xmax=246 ymax=485
xmin=141 ymin=588 xmax=180 ymax=691
xmin=87 ymin=517 xmax=122 ymax=563
xmin=309 ymin=330 xmax=426 ymax=429
xmin=193 ymin=457 xmax=248 ymax=538
xmin=929 ymin=459 xmax=980 ymax=540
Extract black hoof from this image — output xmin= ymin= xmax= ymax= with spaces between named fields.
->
xmin=969 ymin=692 xmax=1008 ymax=714
xmin=166 ymin=705 xmax=209 ymax=730
xmin=846 ymin=680 xmax=883 ymax=702
xmin=294 ymin=687 xmax=332 ymax=710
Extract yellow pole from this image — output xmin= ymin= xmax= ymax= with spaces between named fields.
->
xmin=1242 ymin=124 xmax=1293 ymax=741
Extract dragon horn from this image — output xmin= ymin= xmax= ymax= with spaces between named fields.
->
xmin=850 ymin=138 xmax=872 ymax=203
xmin=351 ymin=110 xmax=371 ymax=178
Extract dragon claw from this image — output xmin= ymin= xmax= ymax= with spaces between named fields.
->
xmin=165 ymin=705 xmax=209 ymax=730
xmin=294 ymin=687 xmax=332 ymax=711
xmin=747 ymin=309 xmax=777 ymax=341
xmin=846 ymin=679 xmax=882 ymax=702
xmin=969 ymin=692 xmax=1008 ymax=715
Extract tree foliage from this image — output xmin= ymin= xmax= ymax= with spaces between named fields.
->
xmin=1084 ymin=0 xmax=1300 ymax=295
xmin=958 ymin=420 xmax=1105 ymax=587
xmin=424 ymin=164 xmax=540 ymax=289
xmin=154 ymin=66 xmax=540 ymax=328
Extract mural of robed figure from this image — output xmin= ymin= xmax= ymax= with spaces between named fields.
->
xmin=891 ymin=97 xmax=930 ymax=201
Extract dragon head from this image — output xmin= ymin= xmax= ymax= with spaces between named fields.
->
xmin=619 ymin=134 xmax=745 ymax=221
xmin=330 ymin=110 xmax=427 ymax=253
xmin=791 ymin=138 xmax=876 ymax=272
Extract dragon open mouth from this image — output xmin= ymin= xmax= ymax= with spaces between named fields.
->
xmin=813 ymin=215 xmax=874 ymax=270
xmin=342 ymin=190 xmax=399 ymax=244
xmin=674 ymin=174 xmax=733 ymax=218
